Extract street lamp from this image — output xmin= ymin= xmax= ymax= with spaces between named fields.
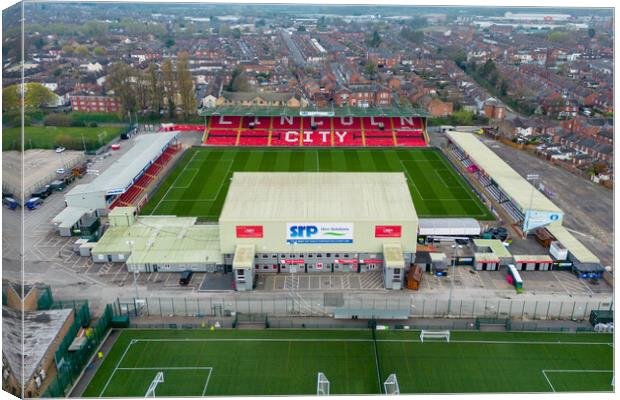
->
xmin=447 ymin=243 xmax=462 ymax=316
xmin=127 ymin=240 xmax=138 ymax=300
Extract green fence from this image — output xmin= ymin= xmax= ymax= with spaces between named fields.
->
xmin=36 ymin=286 xmax=54 ymax=310
xmin=42 ymin=304 xmax=113 ymax=397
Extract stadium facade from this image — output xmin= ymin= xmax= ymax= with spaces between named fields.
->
xmin=220 ymin=172 xmax=418 ymax=290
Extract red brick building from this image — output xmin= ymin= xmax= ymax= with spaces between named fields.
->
xmin=334 ymin=84 xmax=391 ymax=107
xmin=70 ymin=95 xmax=121 ymax=113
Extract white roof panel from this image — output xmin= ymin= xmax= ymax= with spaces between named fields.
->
xmin=447 ymin=132 xmax=562 ymax=214
xmin=65 ymin=132 xmax=178 ymax=197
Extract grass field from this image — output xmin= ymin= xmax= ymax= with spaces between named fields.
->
xmin=83 ymin=329 xmax=613 ymax=397
xmin=141 ymin=147 xmax=494 ymax=220
xmin=2 ymin=125 xmax=126 ymax=151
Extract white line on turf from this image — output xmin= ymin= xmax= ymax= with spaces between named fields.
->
xmin=98 ymin=340 xmax=136 ymax=397
xmin=202 ymin=368 xmax=213 ymax=396
xmin=542 ymin=369 xmax=613 ymax=392
xmin=116 ymin=367 xmax=213 ymax=370
xmin=129 ymin=338 xmax=613 ymax=345
xmin=150 ymin=151 xmax=199 ymax=214
xmin=541 ymin=370 xmax=556 ymax=392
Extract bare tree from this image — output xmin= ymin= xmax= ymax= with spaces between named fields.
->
xmin=161 ymin=58 xmax=176 ymax=118
xmin=176 ymin=51 xmax=197 ymax=117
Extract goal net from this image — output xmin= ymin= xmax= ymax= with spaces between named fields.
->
xmin=145 ymin=371 xmax=164 ymax=397
xmin=384 ymin=373 xmax=400 ymax=395
xmin=420 ymin=330 xmax=450 ymax=343
xmin=317 ymin=372 xmax=330 ymax=396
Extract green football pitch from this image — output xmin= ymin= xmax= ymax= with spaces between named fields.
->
xmin=140 ymin=147 xmax=494 ymax=220
xmin=83 ymin=329 xmax=613 ymax=397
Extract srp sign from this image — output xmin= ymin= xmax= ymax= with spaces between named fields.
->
xmin=287 ymin=223 xmax=353 ymax=244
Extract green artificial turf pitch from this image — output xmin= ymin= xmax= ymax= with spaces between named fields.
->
xmin=141 ymin=147 xmax=494 ymax=220
xmin=83 ymin=330 xmax=612 ymax=397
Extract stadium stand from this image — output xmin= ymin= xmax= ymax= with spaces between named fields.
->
xmin=202 ymin=116 xmax=427 ymax=147
xmin=205 ymin=129 xmax=238 ymax=146
xmin=110 ymin=145 xmax=180 ymax=209
xmin=238 ymin=130 xmax=270 ymax=146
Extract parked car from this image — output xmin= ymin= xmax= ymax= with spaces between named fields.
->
xmin=55 ymin=147 xmax=66 ymax=153
xmin=179 ymin=270 xmax=193 ymax=285
xmin=56 ymin=168 xmax=66 ymax=174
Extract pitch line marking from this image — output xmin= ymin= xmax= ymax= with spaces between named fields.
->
xmin=130 ymin=338 xmax=613 ymax=345
xmin=150 ymin=151 xmax=199 ymax=214
xmin=98 ymin=339 xmax=136 ymax=397
xmin=542 ymin=369 xmax=613 ymax=392
xmin=171 ymin=168 xmax=199 ymax=189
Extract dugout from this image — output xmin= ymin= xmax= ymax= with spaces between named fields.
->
xmin=512 ymin=255 xmax=553 ymax=271
xmin=473 ymin=252 xmax=500 ymax=271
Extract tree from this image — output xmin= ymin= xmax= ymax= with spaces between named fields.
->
xmin=588 ymin=28 xmax=596 ymax=39
xmin=2 ymin=85 xmax=20 ymax=112
xmin=164 ymin=38 xmax=175 ymax=48
xmin=146 ymin=63 xmax=164 ymax=115
xmin=364 ymin=61 xmax=378 ymax=77
xmin=232 ymin=28 xmax=242 ymax=39
xmin=161 ymin=58 xmax=176 ymax=117
xmin=368 ymin=30 xmax=381 ymax=47
xmin=176 ymin=52 xmax=197 ymax=117
xmin=106 ymin=63 xmax=138 ymax=115
xmin=93 ymin=46 xmax=107 ymax=56
xmin=75 ymin=44 xmax=89 ymax=56
xmin=297 ymin=25 xmax=306 ymax=32
xmin=499 ymin=80 xmax=508 ymax=96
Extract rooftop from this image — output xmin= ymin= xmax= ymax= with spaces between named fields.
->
xmin=2 ymin=306 xmax=73 ymax=386
xmin=199 ymin=104 xmax=428 ymax=118
xmin=219 ymin=172 xmax=418 ymax=222
xmin=447 ymin=132 xmax=563 ymax=215
xmin=66 ymin=132 xmax=178 ymax=197
xmin=92 ymin=215 xmax=223 ymax=265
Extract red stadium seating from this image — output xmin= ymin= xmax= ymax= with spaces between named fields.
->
xmin=333 ymin=116 xmax=362 ymax=130
xmin=302 ymin=117 xmax=331 ymax=130
xmin=110 ymin=145 xmax=180 ymax=209
xmin=272 ymin=116 xmax=301 ymax=130
xmin=392 ymin=116 xmax=422 ymax=129
xmin=201 ymin=116 xmax=427 ymax=147
xmin=270 ymin=130 xmax=300 ymax=146
xmin=205 ymin=129 xmax=238 ymax=146
xmin=362 ymin=117 xmax=391 ymax=130
xmin=242 ymin=116 xmax=271 ymax=129
xmin=238 ymin=130 xmax=270 ymax=146
xmin=300 ymin=130 xmax=332 ymax=146
xmin=364 ymin=130 xmax=395 ymax=147
xmin=333 ymin=130 xmax=364 ymax=146
xmin=210 ymin=115 xmax=241 ymax=129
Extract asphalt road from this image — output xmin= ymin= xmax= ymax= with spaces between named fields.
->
xmin=478 ymin=137 xmax=613 ymax=268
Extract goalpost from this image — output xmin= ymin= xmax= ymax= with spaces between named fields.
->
xmin=384 ymin=373 xmax=400 ymax=395
xmin=317 ymin=372 xmax=330 ymax=396
xmin=420 ymin=330 xmax=450 ymax=343
xmin=145 ymin=371 xmax=165 ymax=397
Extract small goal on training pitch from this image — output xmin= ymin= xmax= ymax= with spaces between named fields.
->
xmin=317 ymin=372 xmax=330 ymax=395
xmin=420 ymin=330 xmax=450 ymax=343
xmin=384 ymin=373 xmax=400 ymax=395
xmin=145 ymin=371 xmax=164 ymax=397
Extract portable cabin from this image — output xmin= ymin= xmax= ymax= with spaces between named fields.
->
xmin=506 ymin=264 xmax=523 ymax=293
xmin=473 ymin=252 xmax=500 ymax=271
xmin=512 ymin=255 xmax=553 ymax=271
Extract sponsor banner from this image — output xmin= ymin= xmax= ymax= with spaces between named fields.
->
xmin=375 ymin=225 xmax=402 ymax=238
xmin=360 ymin=259 xmax=383 ymax=264
xmin=287 ymin=223 xmax=353 ymax=244
xmin=299 ymin=110 xmax=335 ymax=117
xmin=334 ymin=259 xmax=358 ymax=264
xmin=523 ymin=210 xmax=563 ymax=232
xmin=316 ymin=262 xmax=323 ymax=270
xmin=236 ymin=225 xmax=263 ymax=238
xmin=281 ymin=259 xmax=305 ymax=265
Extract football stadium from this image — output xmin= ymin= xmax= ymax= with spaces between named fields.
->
xmin=83 ymin=329 xmax=613 ymax=397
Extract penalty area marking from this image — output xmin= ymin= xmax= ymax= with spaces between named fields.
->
xmin=541 ymin=369 xmax=613 ymax=392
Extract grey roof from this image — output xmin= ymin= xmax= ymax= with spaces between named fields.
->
xmin=2 ymin=306 xmax=73 ymax=385
xmin=222 ymin=91 xmax=296 ymax=102
xmin=66 ymin=132 xmax=178 ymax=196
xmin=447 ymin=132 xmax=563 ymax=214
xmin=219 ymin=172 xmax=418 ymax=222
